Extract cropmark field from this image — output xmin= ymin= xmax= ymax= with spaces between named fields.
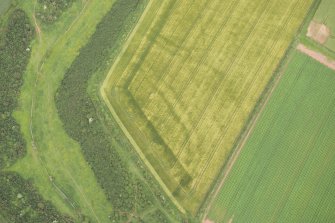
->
xmin=101 ymin=0 xmax=313 ymax=212
xmin=206 ymin=51 xmax=335 ymax=222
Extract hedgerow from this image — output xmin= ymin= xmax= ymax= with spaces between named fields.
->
xmin=56 ymin=0 xmax=150 ymax=213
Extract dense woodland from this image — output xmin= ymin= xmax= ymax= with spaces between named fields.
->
xmin=36 ymin=0 xmax=74 ymax=24
xmin=0 ymin=9 xmax=73 ymax=223
xmin=56 ymin=0 xmax=183 ymax=221
xmin=0 ymin=9 xmax=33 ymax=168
xmin=0 ymin=172 xmax=74 ymax=223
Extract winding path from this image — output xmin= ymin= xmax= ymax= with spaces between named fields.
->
xmin=28 ymin=1 xmax=102 ymax=222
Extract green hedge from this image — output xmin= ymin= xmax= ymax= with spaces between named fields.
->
xmin=56 ymin=0 xmax=152 ymax=213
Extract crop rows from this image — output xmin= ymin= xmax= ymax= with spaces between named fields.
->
xmin=207 ymin=52 xmax=335 ymax=222
xmin=102 ymin=0 xmax=313 ymax=212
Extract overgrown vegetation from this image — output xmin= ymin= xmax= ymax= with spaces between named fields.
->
xmin=56 ymin=0 xmax=183 ymax=221
xmin=0 ymin=9 xmax=33 ymax=169
xmin=0 ymin=9 xmax=74 ymax=222
xmin=0 ymin=172 xmax=73 ymax=223
xmin=36 ymin=0 xmax=74 ymax=24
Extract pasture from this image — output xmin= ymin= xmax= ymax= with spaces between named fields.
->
xmin=207 ymin=51 xmax=335 ymax=222
xmin=102 ymin=0 xmax=313 ymax=212
xmin=11 ymin=0 xmax=116 ymax=221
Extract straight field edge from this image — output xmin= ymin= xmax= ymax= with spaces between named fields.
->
xmin=197 ymin=0 xmax=322 ymax=220
xmin=100 ymin=0 xmax=186 ymax=214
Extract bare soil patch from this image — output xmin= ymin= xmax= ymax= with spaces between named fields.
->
xmin=203 ymin=219 xmax=214 ymax=223
xmin=307 ymin=21 xmax=330 ymax=44
xmin=297 ymin=44 xmax=335 ymax=71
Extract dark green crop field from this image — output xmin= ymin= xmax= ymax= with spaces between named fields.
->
xmin=207 ymin=51 xmax=335 ymax=223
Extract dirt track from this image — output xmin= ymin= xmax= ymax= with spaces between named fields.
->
xmin=297 ymin=44 xmax=335 ymax=71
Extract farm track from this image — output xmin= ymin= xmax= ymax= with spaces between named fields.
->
xmin=201 ymin=24 xmax=319 ymax=220
xmin=297 ymin=44 xmax=335 ymax=70
xmin=100 ymin=0 xmax=186 ymax=214
xmin=200 ymin=34 xmax=306 ymax=223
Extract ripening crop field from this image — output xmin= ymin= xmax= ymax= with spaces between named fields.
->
xmin=101 ymin=0 xmax=313 ymax=212
xmin=207 ymin=51 xmax=335 ymax=222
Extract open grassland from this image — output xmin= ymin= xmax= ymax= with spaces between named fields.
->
xmin=10 ymin=0 xmax=116 ymax=221
xmin=207 ymin=51 xmax=335 ymax=223
xmin=102 ymin=0 xmax=313 ymax=212
xmin=312 ymin=0 xmax=335 ymax=51
xmin=0 ymin=0 xmax=11 ymax=15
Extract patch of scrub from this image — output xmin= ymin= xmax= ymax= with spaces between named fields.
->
xmin=307 ymin=21 xmax=330 ymax=44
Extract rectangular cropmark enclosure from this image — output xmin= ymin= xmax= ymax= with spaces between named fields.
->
xmin=101 ymin=0 xmax=313 ymax=213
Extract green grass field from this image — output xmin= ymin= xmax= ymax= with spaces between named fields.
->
xmin=312 ymin=0 xmax=335 ymax=51
xmin=0 ymin=0 xmax=11 ymax=15
xmin=207 ymin=51 xmax=335 ymax=222
xmin=10 ymin=0 xmax=116 ymax=221
xmin=102 ymin=0 xmax=313 ymax=212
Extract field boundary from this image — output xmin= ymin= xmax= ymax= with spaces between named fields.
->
xmin=100 ymin=0 xmax=186 ymax=214
xmin=199 ymin=0 xmax=321 ymax=220
xmin=297 ymin=43 xmax=335 ymax=70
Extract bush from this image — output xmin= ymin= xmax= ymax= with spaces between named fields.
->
xmin=36 ymin=0 xmax=74 ymax=24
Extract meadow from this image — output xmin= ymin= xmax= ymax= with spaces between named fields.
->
xmin=11 ymin=0 xmax=116 ymax=221
xmin=207 ymin=51 xmax=335 ymax=222
xmin=102 ymin=0 xmax=313 ymax=212
xmin=0 ymin=8 xmax=73 ymax=222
